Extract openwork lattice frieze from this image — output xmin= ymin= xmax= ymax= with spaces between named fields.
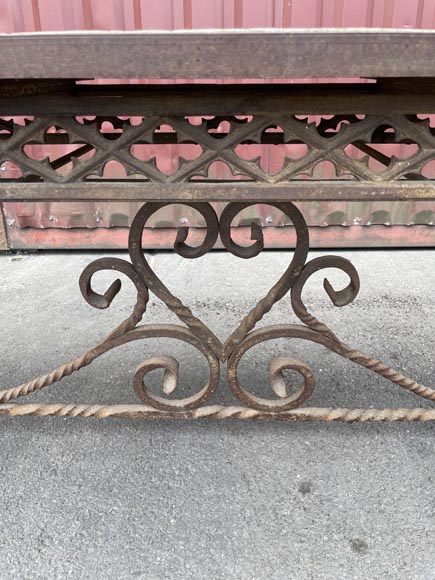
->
xmin=2 ymin=113 xmax=435 ymax=184
xmin=2 ymin=201 xmax=435 ymax=422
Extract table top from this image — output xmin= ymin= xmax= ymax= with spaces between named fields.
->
xmin=0 ymin=29 xmax=435 ymax=80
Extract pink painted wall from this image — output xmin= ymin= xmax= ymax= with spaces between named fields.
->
xmin=2 ymin=0 xmax=435 ymax=33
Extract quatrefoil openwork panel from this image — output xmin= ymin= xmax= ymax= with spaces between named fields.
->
xmin=2 ymin=201 xmax=435 ymax=423
xmin=2 ymin=114 xmax=435 ymax=183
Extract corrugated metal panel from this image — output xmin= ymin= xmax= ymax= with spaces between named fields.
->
xmin=2 ymin=0 xmax=435 ymax=249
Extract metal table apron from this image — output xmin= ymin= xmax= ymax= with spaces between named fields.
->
xmin=1 ymin=30 xmax=435 ymax=422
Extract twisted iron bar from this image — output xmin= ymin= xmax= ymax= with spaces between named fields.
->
xmin=291 ymin=256 xmax=435 ymax=402
xmin=0 ymin=257 xmax=149 ymax=404
xmin=1 ymin=404 xmax=435 ymax=422
xmin=0 ymin=200 xmax=434 ymax=422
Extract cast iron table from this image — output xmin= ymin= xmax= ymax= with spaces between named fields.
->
xmin=1 ymin=29 xmax=435 ymax=422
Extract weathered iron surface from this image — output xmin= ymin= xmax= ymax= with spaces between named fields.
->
xmin=2 ymin=31 xmax=435 ymax=80
xmin=3 ymin=182 xmax=435 ymax=203
xmin=6 ymin=224 xmax=435 ymax=251
xmin=2 ymin=84 xmax=435 ymax=253
xmin=1 ymin=110 xmax=435 ymax=193
xmin=2 ymin=200 xmax=435 ymax=421
xmin=5 ymin=83 xmax=435 ymax=116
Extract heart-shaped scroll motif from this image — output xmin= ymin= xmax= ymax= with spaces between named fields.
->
xmin=128 ymin=201 xmax=309 ymax=362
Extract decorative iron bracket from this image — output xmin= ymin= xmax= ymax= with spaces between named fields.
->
xmin=1 ymin=201 xmax=435 ymax=422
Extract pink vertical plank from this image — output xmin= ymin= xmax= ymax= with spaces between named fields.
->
xmin=419 ymin=0 xmax=435 ymax=27
xmin=172 ymin=0 xmax=186 ymax=29
xmin=315 ymin=0 xmax=325 ymax=27
xmin=19 ymin=0 xmax=37 ymax=32
xmin=281 ymin=0 xmax=292 ymax=27
xmin=234 ymin=0 xmax=243 ymax=27
xmin=86 ymin=0 xmax=115 ymax=30
xmin=241 ymin=0 xmax=273 ymax=28
xmin=60 ymin=1 xmax=77 ymax=29
xmin=365 ymin=0 xmax=375 ymax=26
xmin=290 ymin=0 xmax=321 ymax=27
xmin=123 ymin=10 xmax=135 ymax=31
xmin=37 ymin=0 xmax=65 ymax=30
xmin=128 ymin=0 xmax=141 ymax=30
xmin=342 ymin=0 xmax=369 ymax=27
xmin=139 ymin=0 xmax=174 ymax=30
xmin=321 ymin=0 xmax=341 ymax=27
xmin=183 ymin=0 xmax=193 ymax=28
xmin=389 ymin=0 xmax=419 ymax=27
xmin=70 ymin=0 xmax=86 ymax=30
xmin=9 ymin=0 xmax=26 ymax=32
xmin=431 ymin=0 xmax=435 ymax=28
xmin=416 ymin=0 xmax=425 ymax=27
xmin=112 ymin=0 xmax=126 ymax=30
xmin=0 ymin=0 xmax=14 ymax=33
xmin=81 ymin=0 xmax=93 ymax=29
xmin=223 ymin=0 xmax=235 ymax=27
xmin=31 ymin=0 xmax=42 ymax=31
xmin=371 ymin=0 xmax=386 ymax=27
xmin=191 ymin=0 xmax=224 ymax=28
xmin=381 ymin=0 xmax=395 ymax=27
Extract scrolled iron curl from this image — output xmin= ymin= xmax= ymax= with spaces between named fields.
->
xmin=74 ymin=205 xmax=222 ymax=410
xmin=128 ymin=202 xmax=223 ymax=358
xmin=227 ymin=325 xmax=344 ymax=411
xmin=0 ymin=257 xmax=152 ymax=404
xmin=226 ymin=253 xmax=359 ymax=411
xmin=291 ymin=255 xmax=435 ymax=402
xmin=228 ymin=252 xmax=435 ymax=410
xmin=79 ymin=256 xmax=149 ymax=339
xmin=291 ymin=255 xmax=360 ymax=342
xmin=129 ymin=201 xmax=219 ymax=261
xmin=83 ymin=205 xmax=222 ymax=410
xmin=131 ymin=326 xmax=220 ymax=411
xmin=218 ymin=201 xmax=309 ymax=361
xmin=79 ymin=254 xmax=220 ymax=411
xmin=126 ymin=201 xmax=360 ymax=411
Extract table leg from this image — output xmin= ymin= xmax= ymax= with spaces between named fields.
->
xmin=1 ymin=201 xmax=434 ymax=422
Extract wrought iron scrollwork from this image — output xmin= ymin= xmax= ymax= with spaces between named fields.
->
xmin=2 ymin=200 xmax=435 ymax=422
xmin=3 ymin=113 xmax=435 ymax=183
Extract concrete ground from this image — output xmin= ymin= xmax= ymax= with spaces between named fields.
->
xmin=0 ymin=248 xmax=435 ymax=579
